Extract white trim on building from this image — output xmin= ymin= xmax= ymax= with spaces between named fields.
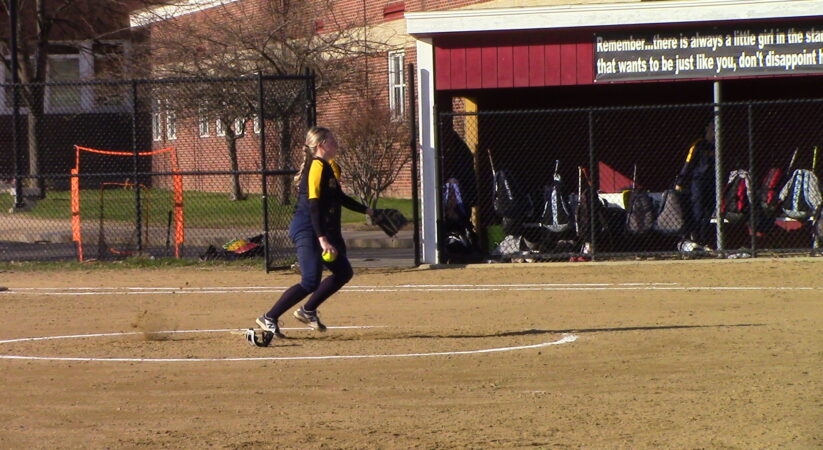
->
xmin=406 ymin=0 xmax=823 ymax=34
xmin=198 ymin=107 xmax=210 ymax=137
xmin=166 ymin=101 xmax=177 ymax=140
xmin=388 ymin=50 xmax=406 ymax=120
xmin=233 ymin=117 xmax=245 ymax=136
xmin=216 ymin=118 xmax=226 ymax=137
xmin=152 ymin=99 xmax=163 ymax=141
xmin=415 ymin=38 xmax=439 ymax=265
xmin=130 ymin=0 xmax=241 ymax=28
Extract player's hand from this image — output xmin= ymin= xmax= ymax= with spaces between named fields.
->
xmin=675 ymin=185 xmax=683 ymax=191
xmin=318 ymin=236 xmax=337 ymax=258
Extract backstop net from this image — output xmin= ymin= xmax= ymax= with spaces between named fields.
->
xmin=71 ymin=145 xmax=184 ymax=262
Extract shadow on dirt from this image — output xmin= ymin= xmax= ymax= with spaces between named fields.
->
xmin=290 ymin=323 xmax=765 ymax=342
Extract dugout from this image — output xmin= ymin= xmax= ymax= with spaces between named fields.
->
xmin=407 ymin=0 xmax=823 ymax=264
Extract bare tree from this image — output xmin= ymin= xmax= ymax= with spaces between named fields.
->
xmin=336 ymin=96 xmax=410 ymax=210
xmin=0 ymin=0 xmax=160 ymax=199
xmin=131 ymin=0 xmax=387 ymax=202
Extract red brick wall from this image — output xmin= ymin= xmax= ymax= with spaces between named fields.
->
xmin=148 ymin=112 xmax=322 ymax=200
xmin=317 ymin=48 xmax=417 ymax=198
xmin=141 ymin=0 xmax=498 ymax=198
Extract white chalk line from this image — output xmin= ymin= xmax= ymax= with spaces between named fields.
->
xmin=0 ymin=328 xmax=577 ymax=362
xmin=0 ymin=287 xmax=816 ymax=295
xmin=8 ymin=283 xmax=623 ymax=290
xmin=1 ymin=283 xmax=645 ymax=293
xmin=0 ymin=282 xmax=819 ymax=296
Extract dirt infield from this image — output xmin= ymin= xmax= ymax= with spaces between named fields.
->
xmin=0 ymin=258 xmax=821 ymax=448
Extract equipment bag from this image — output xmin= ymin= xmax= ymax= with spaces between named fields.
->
xmin=540 ymin=182 xmax=573 ymax=232
xmin=540 ymin=163 xmax=573 ymax=233
xmin=653 ymin=188 xmax=686 ymax=235
xmin=720 ymin=170 xmax=754 ymax=224
xmin=759 ymin=167 xmax=785 ymax=217
xmin=443 ymin=179 xmax=470 ymax=227
xmin=779 ymin=169 xmax=822 ymax=220
xmin=492 ymin=169 xmax=517 ymax=218
xmin=625 ymin=190 xmax=655 ymax=234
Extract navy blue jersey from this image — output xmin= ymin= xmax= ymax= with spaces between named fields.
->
xmin=676 ymin=138 xmax=715 ymax=187
xmin=290 ymin=157 xmax=366 ymax=240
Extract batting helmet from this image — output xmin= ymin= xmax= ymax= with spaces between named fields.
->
xmin=245 ymin=328 xmax=274 ymax=347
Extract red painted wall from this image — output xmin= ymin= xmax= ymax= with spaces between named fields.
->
xmin=435 ymin=31 xmax=595 ymax=90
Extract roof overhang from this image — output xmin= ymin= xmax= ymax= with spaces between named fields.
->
xmin=406 ymin=0 xmax=823 ymax=35
xmin=131 ymin=0 xmax=240 ymax=28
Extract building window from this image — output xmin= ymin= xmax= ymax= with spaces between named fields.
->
xmin=198 ymin=107 xmax=210 ymax=137
xmin=165 ymin=101 xmax=177 ymax=140
xmin=216 ymin=119 xmax=226 ymax=137
xmin=47 ymin=54 xmax=81 ymax=109
xmin=234 ymin=117 xmax=245 ymax=136
xmin=3 ymin=41 xmax=128 ymax=113
xmin=152 ymin=99 xmax=163 ymax=141
xmin=253 ymin=115 xmax=261 ymax=134
xmin=388 ymin=50 xmax=406 ymax=119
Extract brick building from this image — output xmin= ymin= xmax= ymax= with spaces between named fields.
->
xmin=128 ymin=0 xmax=511 ymax=199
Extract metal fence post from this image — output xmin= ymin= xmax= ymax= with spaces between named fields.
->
xmin=434 ymin=108 xmax=444 ymax=263
xmin=10 ymin=0 xmax=24 ymax=209
xmin=407 ymin=63 xmax=421 ymax=266
xmin=748 ymin=102 xmax=757 ymax=256
xmin=588 ymin=109 xmax=597 ymax=261
xmin=714 ymin=82 xmax=724 ymax=253
xmin=131 ymin=80 xmax=142 ymax=253
xmin=258 ymin=73 xmax=271 ymax=272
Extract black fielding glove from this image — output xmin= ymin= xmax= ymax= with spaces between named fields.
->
xmin=373 ymin=209 xmax=408 ymax=237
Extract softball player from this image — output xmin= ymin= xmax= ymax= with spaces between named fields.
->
xmin=256 ymin=126 xmax=372 ymax=337
xmin=675 ymin=121 xmax=716 ymax=248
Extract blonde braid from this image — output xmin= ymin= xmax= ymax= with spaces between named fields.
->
xmin=294 ymin=126 xmax=332 ymax=185
xmin=293 ymin=147 xmax=313 ymax=184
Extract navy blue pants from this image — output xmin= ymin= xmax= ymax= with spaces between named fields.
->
xmin=689 ymin=179 xmax=715 ymax=246
xmin=294 ymin=231 xmax=353 ymax=298
xmin=264 ymin=230 xmax=353 ymax=320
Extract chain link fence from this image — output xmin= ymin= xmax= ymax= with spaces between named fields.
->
xmin=1 ymin=75 xmax=313 ymax=270
xmin=439 ymin=99 xmax=823 ymax=263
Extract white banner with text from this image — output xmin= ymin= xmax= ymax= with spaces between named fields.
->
xmin=595 ymin=25 xmax=823 ymax=82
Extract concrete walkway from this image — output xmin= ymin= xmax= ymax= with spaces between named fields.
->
xmin=0 ymin=214 xmax=412 ymax=248
xmin=0 ymin=214 xmax=416 ymax=268
xmin=341 ymin=226 xmax=414 ymax=249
